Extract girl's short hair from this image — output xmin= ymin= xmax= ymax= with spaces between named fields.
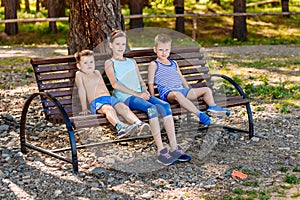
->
xmin=109 ymin=29 xmax=126 ymax=43
xmin=154 ymin=34 xmax=172 ymax=47
xmin=74 ymin=50 xmax=93 ymax=63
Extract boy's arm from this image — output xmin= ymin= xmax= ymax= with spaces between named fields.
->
xmin=148 ymin=61 xmax=158 ymax=96
xmin=75 ymin=72 xmax=89 ymax=114
xmin=104 ymin=59 xmax=136 ymax=96
xmin=175 ymin=61 xmax=189 ymax=88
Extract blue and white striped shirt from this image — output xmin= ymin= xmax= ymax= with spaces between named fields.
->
xmin=154 ymin=59 xmax=184 ymax=100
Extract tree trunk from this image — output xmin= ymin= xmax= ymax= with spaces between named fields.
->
xmin=47 ymin=0 xmax=65 ymax=33
xmin=68 ymin=0 xmax=125 ymax=55
xmin=212 ymin=0 xmax=221 ymax=6
xmin=42 ymin=0 xmax=47 ymax=9
xmin=36 ymin=0 xmax=40 ymax=11
xmin=4 ymin=0 xmax=18 ymax=35
xmin=16 ymin=0 xmax=20 ymax=10
xmin=56 ymin=0 xmax=66 ymax=17
xmin=232 ymin=0 xmax=247 ymax=41
xmin=174 ymin=0 xmax=184 ymax=33
xmin=128 ymin=0 xmax=144 ymax=29
xmin=48 ymin=0 xmax=57 ymax=33
xmin=25 ymin=0 xmax=30 ymax=11
xmin=281 ymin=0 xmax=290 ymax=18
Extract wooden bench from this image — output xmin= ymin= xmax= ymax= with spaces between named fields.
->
xmin=20 ymin=46 xmax=254 ymax=173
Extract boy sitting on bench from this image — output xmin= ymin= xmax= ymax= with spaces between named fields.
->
xmin=148 ymin=34 xmax=230 ymax=126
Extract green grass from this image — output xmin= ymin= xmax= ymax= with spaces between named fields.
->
xmin=293 ymin=165 xmax=300 ymax=172
xmin=224 ymin=188 xmax=271 ymax=200
xmin=283 ymin=174 xmax=300 ymax=184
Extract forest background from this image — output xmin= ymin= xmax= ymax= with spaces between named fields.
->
xmin=1 ymin=0 xmax=300 ymax=46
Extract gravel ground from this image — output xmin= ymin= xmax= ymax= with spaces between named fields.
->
xmin=0 ymin=44 xmax=299 ymax=200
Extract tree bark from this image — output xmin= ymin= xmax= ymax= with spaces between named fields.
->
xmin=16 ymin=0 xmax=20 ymax=10
xmin=4 ymin=0 xmax=18 ymax=35
xmin=128 ymin=0 xmax=144 ymax=29
xmin=48 ymin=0 xmax=66 ymax=33
xmin=174 ymin=0 xmax=184 ymax=33
xmin=281 ymin=0 xmax=290 ymax=18
xmin=25 ymin=0 xmax=30 ymax=11
xmin=36 ymin=0 xmax=40 ymax=11
xmin=232 ymin=0 xmax=247 ymax=41
xmin=212 ymin=0 xmax=221 ymax=6
xmin=48 ymin=0 xmax=57 ymax=33
xmin=68 ymin=0 xmax=125 ymax=55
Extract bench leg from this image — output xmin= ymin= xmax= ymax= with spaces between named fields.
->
xmin=246 ymin=103 xmax=254 ymax=138
xmin=211 ymin=74 xmax=254 ymax=139
xmin=20 ymin=92 xmax=79 ymax=174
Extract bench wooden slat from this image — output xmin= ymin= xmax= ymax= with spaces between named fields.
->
xmin=217 ymin=98 xmax=249 ymax=108
xmin=44 ymin=99 xmax=73 ymax=107
xmin=37 ymin=71 xmax=75 ymax=81
xmin=44 ymin=106 xmax=74 ymax=116
xmin=177 ymin=59 xmax=206 ymax=67
xmin=180 ymin=67 xmax=209 ymax=75
xmin=34 ymin=63 xmax=77 ymax=73
xmin=47 ymin=89 xmax=73 ymax=98
xmin=39 ymin=81 xmax=74 ymax=91
xmin=170 ymin=52 xmax=202 ymax=60
xmin=185 ymin=74 xmax=211 ymax=82
xmin=31 ymin=55 xmax=75 ymax=65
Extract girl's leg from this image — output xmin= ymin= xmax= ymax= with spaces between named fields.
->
xmin=148 ymin=117 xmax=164 ymax=153
xmin=147 ymin=96 xmax=178 ymax=151
xmin=186 ymin=87 xmax=215 ymax=105
xmin=114 ymin=102 xmax=139 ymax=124
xmin=162 ymin=115 xmax=178 ymax=152
xmin=125 ymin=96 xmax=164 ymax=153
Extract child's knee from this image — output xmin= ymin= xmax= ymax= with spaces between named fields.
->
xmin=147 ymin=106 xmax=158 ymax=119
xmin=157 ymin=103 xmax=172 ymax=117
xmin=101 ymin=104 xmax=114 ymax=114
xmin=171 ymin=91 xmax=184 ymax=101
xmin=205 ymin=87 xmax=213 ymax=94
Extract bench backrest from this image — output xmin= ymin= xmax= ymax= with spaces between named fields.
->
xmin=30 ymin=46 xmax=211 ymax=125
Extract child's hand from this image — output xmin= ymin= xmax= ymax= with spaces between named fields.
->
xmin=141 ymin=91 xmax=150 ymax=100
xmin=136 ymin=91 xmax=150 ymax=100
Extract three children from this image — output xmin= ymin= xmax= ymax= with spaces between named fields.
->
xmin=74 ymin=30 xmax=230 ymax=166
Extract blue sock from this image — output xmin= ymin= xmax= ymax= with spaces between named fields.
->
xmin=196 ymin=110 xmax=202 ymax=118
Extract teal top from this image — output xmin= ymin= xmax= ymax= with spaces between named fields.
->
xmin=112 ymin=58 xmax=142 ymax=102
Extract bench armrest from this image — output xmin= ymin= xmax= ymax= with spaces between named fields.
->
xmin=211 ymin=74 xmax=248 ymax=99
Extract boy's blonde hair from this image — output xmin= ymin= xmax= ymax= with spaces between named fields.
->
xmin=74 ymin=50 xmax=93 ymax=63
xmin=154 ymin=34 xmax=172 ymax=47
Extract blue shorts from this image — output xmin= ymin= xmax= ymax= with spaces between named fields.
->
xmin=161 ymin=88 xmax=190 ymax=102
xmin=89 ymin=96 xmax=120 ymax=114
